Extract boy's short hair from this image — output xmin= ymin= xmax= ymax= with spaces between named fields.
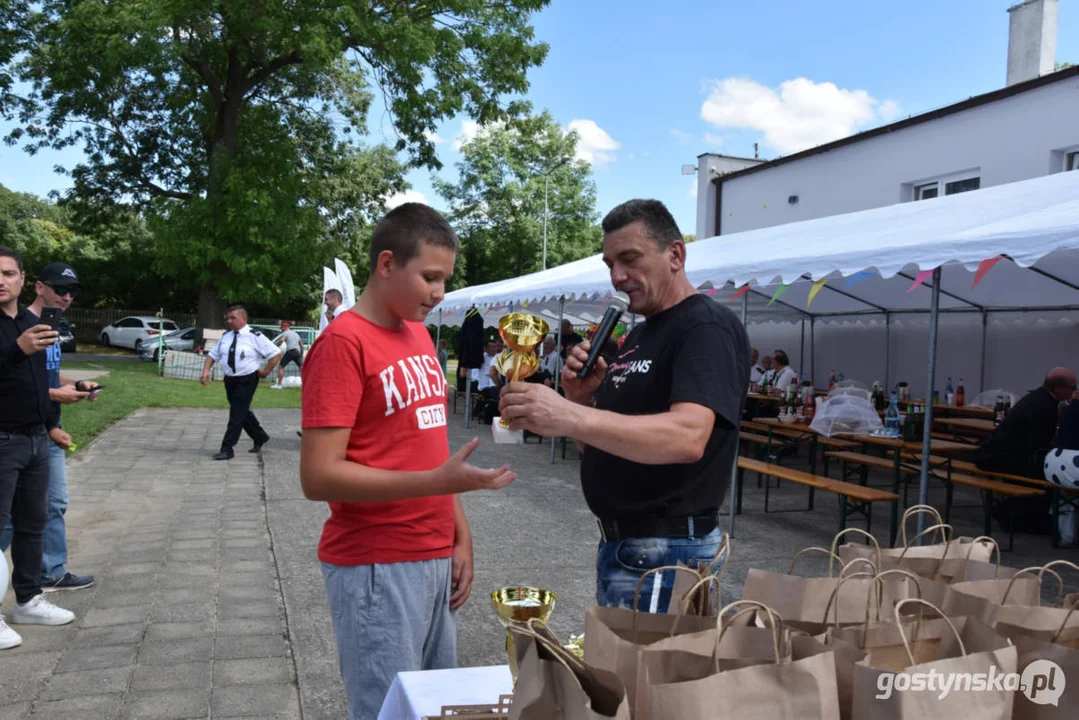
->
xmin=0 ymin=245 xmax=24 ymax=271
xmin=370 ymin=203 xmax=460 ymax=269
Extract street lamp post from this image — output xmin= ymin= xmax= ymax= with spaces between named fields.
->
xmin=540 ymin=157 xmax=570 ymax=271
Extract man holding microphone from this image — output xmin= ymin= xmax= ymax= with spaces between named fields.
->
xmin=498 ymin=200 xmax=751 ymax=613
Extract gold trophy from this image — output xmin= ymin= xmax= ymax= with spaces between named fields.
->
xmin=490 ymin=586 xmax=557 ymax=685
xmin=491 ymin=313 xmax=549 ymax=444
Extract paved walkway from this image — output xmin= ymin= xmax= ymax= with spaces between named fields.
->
xmin=3 ymin=404 xmax=1073 ymax=719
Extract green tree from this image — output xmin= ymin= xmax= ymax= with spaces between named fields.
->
xmin=433 ymin=110 xmax=600 ymax=289
xmin=4 ymin=1 xmax=549 ymax=328
xmin=683 ymin=234 xmax=696 ymax=243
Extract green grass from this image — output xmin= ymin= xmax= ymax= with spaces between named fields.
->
xmin=59 ymin=360 xmax=301 ymax=452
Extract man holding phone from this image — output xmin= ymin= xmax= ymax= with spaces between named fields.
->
xmin=0 ymin=261 xmax=98 ymax=593
xmin=0 ymin=248 xmax=77 ymax=650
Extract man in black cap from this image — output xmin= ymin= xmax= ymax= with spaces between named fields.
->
xmin=0 ymin=261 xmax=98 ymax=593
xmin=0 ymin=247 xmax=78 ymax=651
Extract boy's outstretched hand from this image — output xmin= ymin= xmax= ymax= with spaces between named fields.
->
xmin=438 ymin=438 xmax=516 ymax=493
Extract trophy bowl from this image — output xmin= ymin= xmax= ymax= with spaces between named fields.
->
xmin=498 ymin=313 xmax=549 ymax=354
xmin=491 ymin=586 xmax=557 ymax=685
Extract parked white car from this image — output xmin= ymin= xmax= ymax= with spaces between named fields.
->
xmin=99 ymin=316 xmax=179 ymax=350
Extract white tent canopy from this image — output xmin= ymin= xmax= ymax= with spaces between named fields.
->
xmin=430 ymin=170 xmax=1079 ymax=324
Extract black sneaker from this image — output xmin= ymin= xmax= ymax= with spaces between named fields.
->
xmin=42 ymin=572 xmax=95 ymax=592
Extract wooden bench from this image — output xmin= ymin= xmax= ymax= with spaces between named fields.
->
xmin=737 ymin=457 xmax=900 ymax=537
xmin=825 ymin=450 xmax=1045 ymax=550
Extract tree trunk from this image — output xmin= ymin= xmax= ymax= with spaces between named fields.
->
xmin=198 ymin=283 xmax=226 ymax=330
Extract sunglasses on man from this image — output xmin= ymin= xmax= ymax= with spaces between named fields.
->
xmin=45 ymin=283 xmax=79 ymax=297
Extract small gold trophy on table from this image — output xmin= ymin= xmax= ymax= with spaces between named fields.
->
xmin=491 ymin=313 xmax=549 ymax=444
xmin=490 ymin=586 xmax=557 ymax=685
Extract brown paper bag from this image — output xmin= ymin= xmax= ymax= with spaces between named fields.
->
xmin=647 ymin=614 xmax=841 ymax=720
xmin=840 ymin=522 xmax=997 ymax=583
xmin=509 ymin=620 xmax=630 ymax=720
xmin=583 ymin=567 xmax=720 ymax=715
xmin=665 ymin=532 xmax=729 ymax=616
xmin=938 ymin=565 xmax=1051 ymax=626
xmin=844 ymin=599 xmax=1018 ymax=720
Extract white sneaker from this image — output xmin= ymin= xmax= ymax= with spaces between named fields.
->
xmin=0 ymin=615 xmax=22 ymax=649
xmin=12 ymin=594 xmax=75 ymax=626
xmin=271 ymin=383 xmax=282 ymax=390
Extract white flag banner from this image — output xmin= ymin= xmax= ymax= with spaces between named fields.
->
xmin=334 ymin=257 xmax=356 ymax=310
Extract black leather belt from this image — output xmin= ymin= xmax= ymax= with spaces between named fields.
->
xmin=598 ymin=515 xmax=718 ymax=542
xmin=0 ymin=423 xmax=46 ymax=436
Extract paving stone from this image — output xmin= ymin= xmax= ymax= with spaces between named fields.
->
xmin=39 ymin=666 xmax=134 ymax=701
xmin=130 ymin=661 xmax=211 ymax=691
xmin=80 ymin=605 xmax=150 ymax=628
xmin=55 ymin=644 xmax=138 ymax=673
xmin=0 ymin=651 xmax=62 ymax=703
xmin=28 ymin=693 xmax=123 ymax=719
xmin=211 ymin=684 xmax=300 ymax=717
xmin=120 ymin=688 xmax=211 ymax=720
xmin=91 ymin=590 xmax=155 ymax=608
xmin=217 ymin=601 xmax=280 ymax=619
xmin=137 ymin=638 xmax=214 ymax=666
xmin=70 ymin=623 xmax=146 ymax=648
xmin=144 ymin=621 xmax=214 ymax=641
xmin=216 ymin=616 xmax=285 ymax=636
xmin=152 ymin=587 xmax=209 ymax=605
xmin=214 ymin=634 xmax=289 ymax=660
xmin=0 ymin=702 xmax=30 ymax=720
xmin=149 ymin=601 xmax=216 ymax=623
xmin=109 ymin=562 xmax=163 ymax=576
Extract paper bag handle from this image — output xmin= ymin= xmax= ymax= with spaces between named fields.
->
xmin=1053 ymin=603 xmax=1077 ymax=643
xmin=999 ymin=565 xmax=1064 ymax=607
xmin=705 ymin=532 xmax=731 ymax=575
xmin=787 ymin=546 xmax=842 ymax=576
xmin=896 ymin=505 xmax=946 ymax=547
xmin=631 ymin=564 xmax=704 ymax=642
xmin=956 ymin=536 xmax=1000 ymax=581
xmin=829 ymin=528 xmax=882 ymax=577
xmin=840 ymin=557 xmax=879 ymax=578
xmin=821 ymin=570 xmax=873 ymax=628
xmin=669 ymin=574 xmax=723 ymax=637
xmin=896 ymin=523 xmax=954 ymax=571
xmin=869 ymin=569 xmax=924 ymax=646
xmin=515 ymin=618 xmax=587 ymax=693
xmin=893 ymin=598 xmax=966 ymax=666
xmin=714 ymin=600 xmax=783 ymax=670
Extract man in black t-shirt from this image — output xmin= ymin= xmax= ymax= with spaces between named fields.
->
xmin=499 ymin=200 xmax=751 ymax=612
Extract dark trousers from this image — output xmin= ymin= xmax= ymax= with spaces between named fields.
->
xmin=0 ymin=428 xmax=50 ymax=603
xmin=221 ymin=373 xmax=269 ymax=452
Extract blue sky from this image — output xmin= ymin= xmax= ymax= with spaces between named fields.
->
xmin=2 ymin=0 xmax=1076 ymax=236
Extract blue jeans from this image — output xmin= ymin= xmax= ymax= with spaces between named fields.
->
xmin=323 ymin=557 xmax=456 ymax=720
xmin=0 ymin=441 xmax=68 ymax=583
xmin=595 ymin=525 xmax=724 ymax=613
xmin=0 ymin=429 xmax=50 ymax=603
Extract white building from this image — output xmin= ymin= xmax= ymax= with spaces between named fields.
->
xmin=694 ymin=0 xmax=1078 ymax=240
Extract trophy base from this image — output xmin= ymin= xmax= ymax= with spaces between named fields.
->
xmin=492 ymin=419 xmax=523 ymax=444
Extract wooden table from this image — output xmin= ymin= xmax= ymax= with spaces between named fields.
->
xmin=747 ymin=392 xmax=780 ymax=402
xmin=937 ymin=417 xmax=995 ymax=434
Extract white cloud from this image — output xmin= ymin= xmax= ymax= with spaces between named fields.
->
xmin=670 ymin=129 xmax=692 ymax=145
xmin=386 ymin=190 xmax=428 ymax=209
xmin=700 ymin=77 xmax=901 ymax=155
xmin=689 ymin=178 xmax=698 ymax=199
xmin=424 ymin=130 xmax=447 ymax=145
xmin=566 ymin=119 xmax=620 ymax=166
xmin=453 ymin=120 xmax=481 ymax=150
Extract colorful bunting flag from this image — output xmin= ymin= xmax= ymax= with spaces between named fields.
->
xmin=907 ymin=269 xmax=935 ymax=293
xmin=768 ymin=284 xmax=790 ymax=305
xmin=727 ymin=284 xmax=751 ymax=303
xmin=972 ymin=256 xmax=1004 ymax=289
xmin=843 ymin=271 xmax=875 ymax=290
xmin=705 ymin=287 xmax=720 ymax=297
xmin=807 ymin=277 xmax=829 ymax=309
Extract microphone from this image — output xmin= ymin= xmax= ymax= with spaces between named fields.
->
xmin=577 ymin=291 xmax=630 ymax=379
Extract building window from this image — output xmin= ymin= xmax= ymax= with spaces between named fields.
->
xmin=912 ymin=173 xmax=980 ymax=201
xmin=1067 ymin=151 xmax=1078 ymax=171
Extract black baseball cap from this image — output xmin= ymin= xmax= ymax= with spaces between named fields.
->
xmin=38 ymin=262 xmax=83 ymax=290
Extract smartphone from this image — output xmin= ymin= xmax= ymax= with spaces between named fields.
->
xmin=40 ymin=306 xmax=63 ymax=331
xmin=89 ymin=384 xmax=106 ymax=397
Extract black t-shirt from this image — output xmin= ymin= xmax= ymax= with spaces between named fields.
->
xmin=978 ymin=386 xmax=1059 ymax=459
xmin=0 ymin=305 xmax=55 ymax=431
xmin=580 ymin=294 xmax=751 ymax=520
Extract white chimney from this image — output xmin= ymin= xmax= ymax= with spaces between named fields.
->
xmin=1006 ymin=0 xmax=1059 ymax=86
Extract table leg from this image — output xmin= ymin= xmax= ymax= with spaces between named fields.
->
xmin=889 ymin=451 xmax=902 ymax=546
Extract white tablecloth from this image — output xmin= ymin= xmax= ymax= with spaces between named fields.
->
xmin=377 ymin=665 xmax=513 ymax=720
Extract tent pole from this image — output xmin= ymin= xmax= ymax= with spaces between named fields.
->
xmin=979 ymin=311 xmax=988 ymax=393
xmin=810 ymin=317 xmax=816 ymax=384
xmin=727 ymin=293 xmax=750 ymax=538
xmin=799 ymin=318 xmax=806 ymax=378
xmin=435 ymin=309 xmax=442 ymax=349
xmin=884 ymin=313 xmax=891 ymax=390
xmin=551 ymin=296 xmax=565 ymax=464
xmin=917 ymin=268 xmax=942 ymax=542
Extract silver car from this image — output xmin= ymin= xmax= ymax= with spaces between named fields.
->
xmin=100 ymin=315 xmax=179 ymax=350
xmin=138 ymin=326 xmax=198 ymax=362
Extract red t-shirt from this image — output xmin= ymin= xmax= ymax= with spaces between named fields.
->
xmin=301 ymin=310 xmax=454 ymax=566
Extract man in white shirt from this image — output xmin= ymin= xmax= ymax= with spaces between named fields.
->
xmin=749 ymin=348 xmax=765 ymax=386
xmin=475 ymin=339 xmax=500 ymax=400
xmin=200 ymin=304 xmax=283 ymax=460
xmin=768 ymin=349 xmax=798 ymax=393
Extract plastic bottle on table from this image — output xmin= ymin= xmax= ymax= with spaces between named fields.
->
xmin=956 ymin=378 xmax=965 ymax=407
xmin=885 ymin=392 xmax=902 ymax=437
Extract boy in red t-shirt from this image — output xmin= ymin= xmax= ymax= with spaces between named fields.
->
xmin=300 ymin=203 xmax=516 ymax=720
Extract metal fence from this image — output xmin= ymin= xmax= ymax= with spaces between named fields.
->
xmin=163 ymin=350 xmax=303 ymax=383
